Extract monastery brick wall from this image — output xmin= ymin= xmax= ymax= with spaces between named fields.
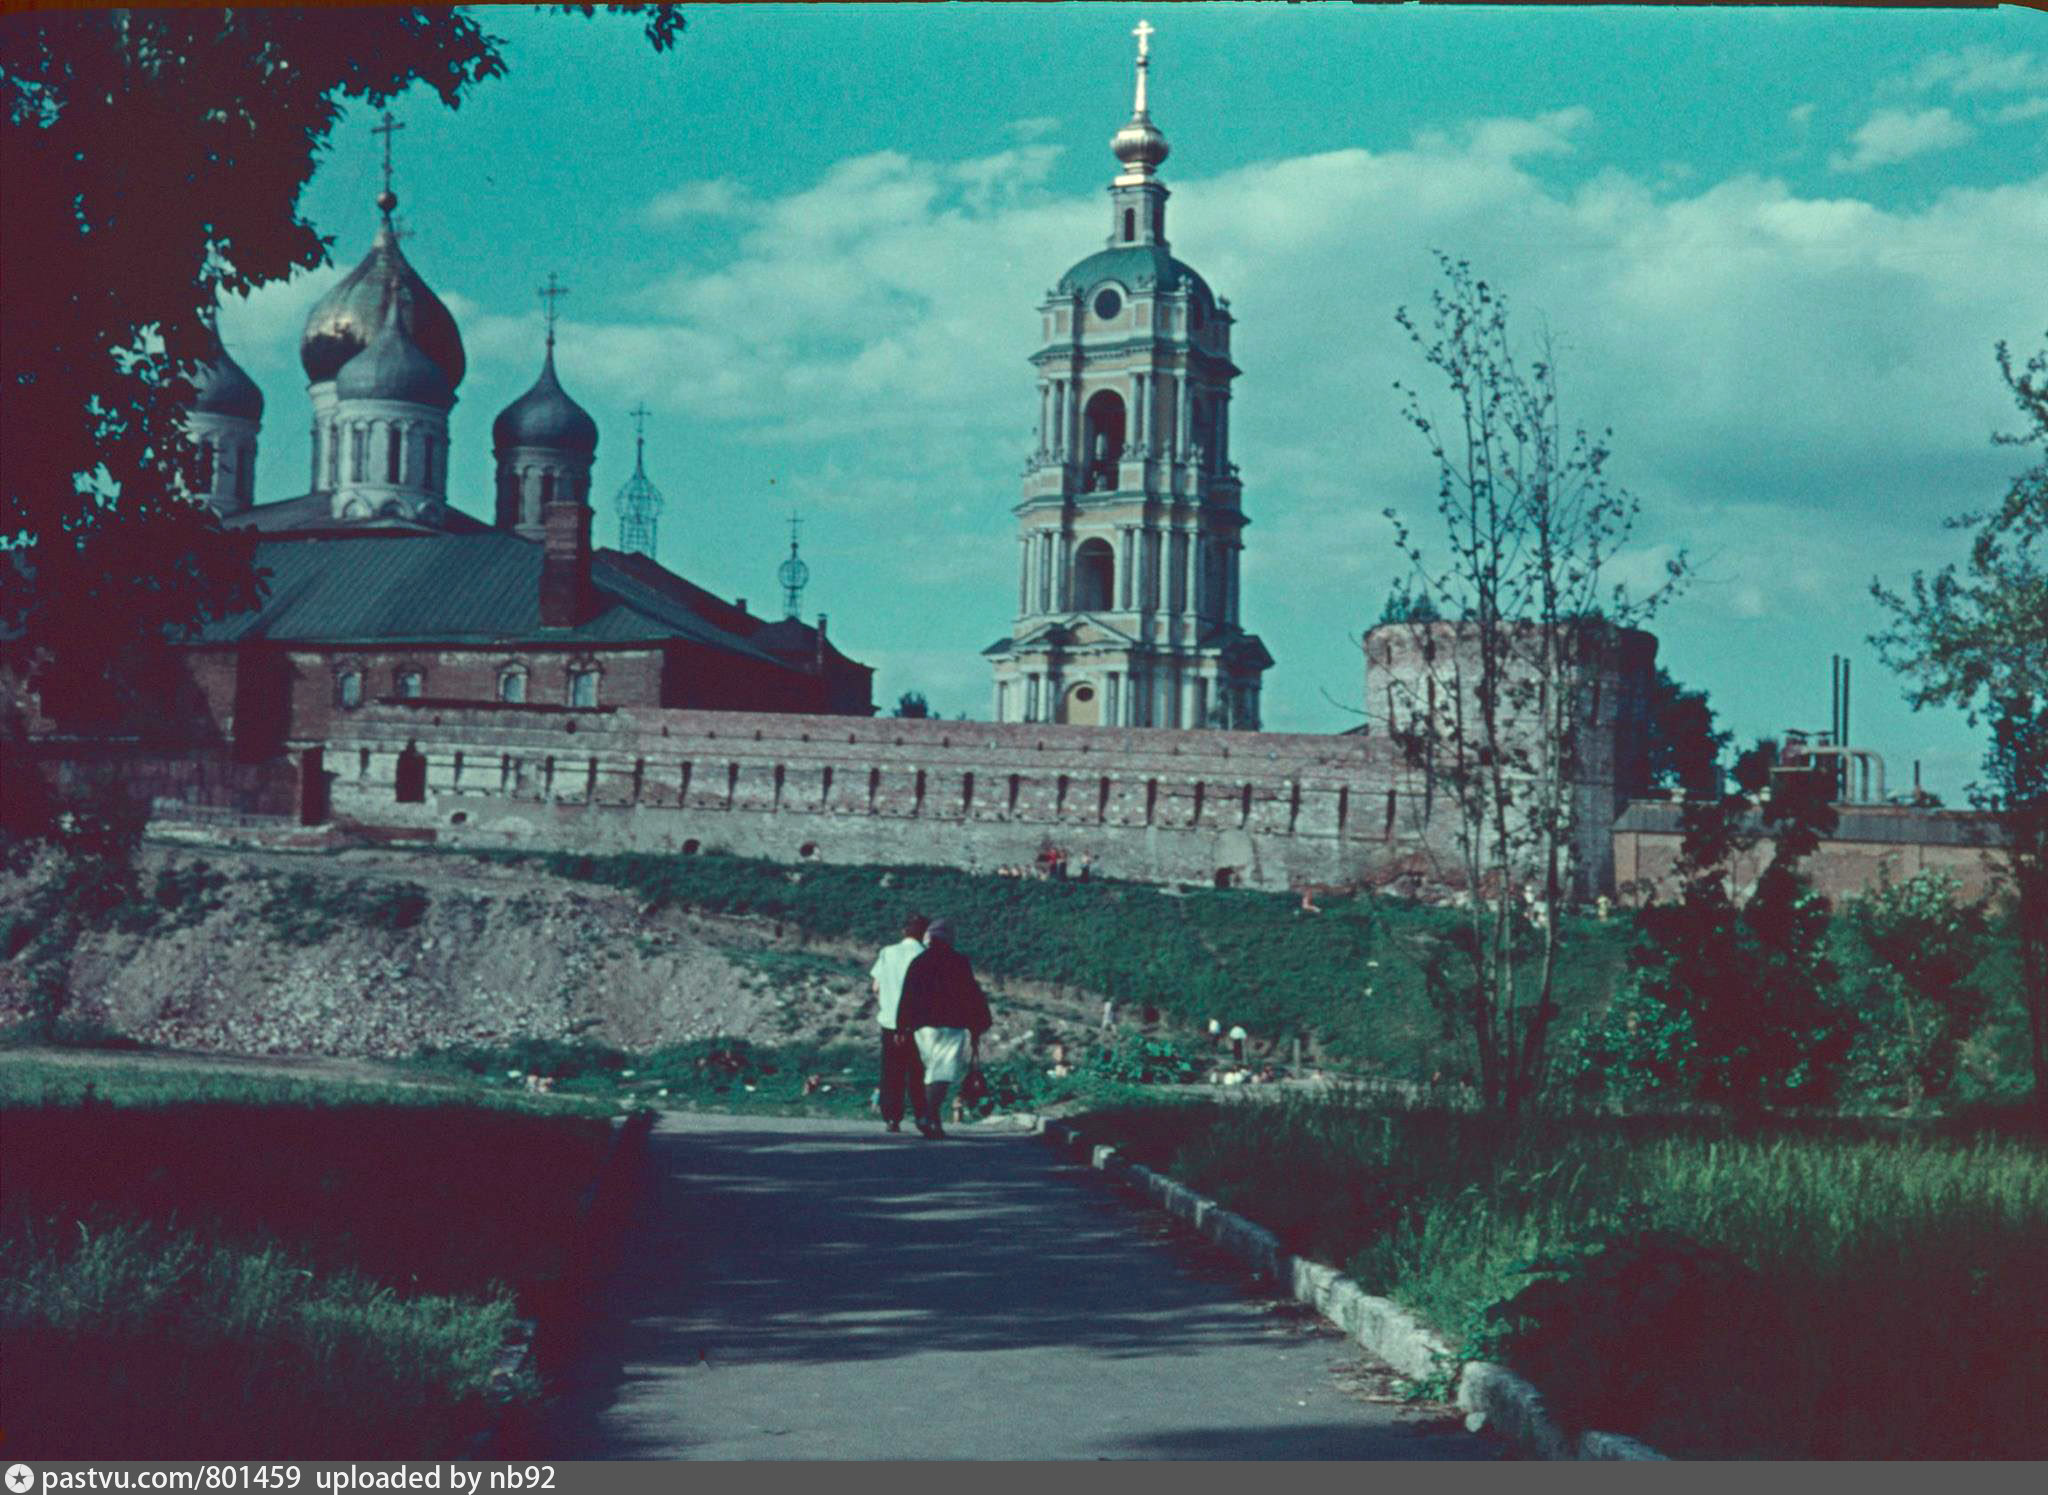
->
xmin=319 ymin=703 xmax=1501 ymax=893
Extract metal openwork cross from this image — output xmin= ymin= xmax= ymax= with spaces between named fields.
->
xmin=1132 ymin=19 xmax=1154 ymax=59
xmin=629 ymin=402 xmax=652 ymax=442
xmin=537 ymin=273 xmax=569 ymax=346
xmin=372 ymin=111 xmax=406 ymax=196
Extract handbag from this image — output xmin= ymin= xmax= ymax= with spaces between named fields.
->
xmin=958 ymin=1064 xmax=991 ymax=1110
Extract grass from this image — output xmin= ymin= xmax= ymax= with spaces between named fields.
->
xmin=2 ymin=1221 xmax=528 ymax=1458
xmin=403 ymin=1031 xmax=1187 ymax=1121
xmin=1070 ymin=1093 xmax=2048 ymax=1459
xmin=0 ymin=1056 xmax=618 ymax=1457
xmin=490 ymin=847 xmax=1638 ymax=1076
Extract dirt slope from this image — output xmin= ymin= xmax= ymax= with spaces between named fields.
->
xmin=2 ymin=846 xmax=948 ymax=1059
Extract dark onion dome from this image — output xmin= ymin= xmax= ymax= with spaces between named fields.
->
xmin=1055 ymin=244 xmax=1214 ymax=312
xmin=492 ymin=347 xmax=599 ymax=457
xmin=190 ymin=346 xmax=264 ymax=421
xmin=300 ymin=224 xmax=466 ymax=390
xmin=335 ymin=290 xmax=455 ymax=410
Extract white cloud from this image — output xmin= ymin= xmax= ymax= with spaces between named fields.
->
xmin=1907 ymin=47 xmax=2048 ymax=97
xmin=1788 ymin=102 xmax=1816 ymax=129
xmin=473 ymin=108 xmax=2043 ymax=739
xmin=1828 ymin=107 xmax=1974 ymax=172
xmin=215 ymin=264 xmax=340 ymax=360
xmin=645 ymin=179 xmax=753 ymax=225
xmin=1006 ymin=116 xmax=1063 ymax=143
xmin=1993 ymin=96 xmax=2048 ymax=125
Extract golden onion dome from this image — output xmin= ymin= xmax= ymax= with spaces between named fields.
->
xmin=300 ymin=220 xmax=465 ymax=390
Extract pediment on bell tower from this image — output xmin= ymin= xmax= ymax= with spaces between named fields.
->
xmin=1063 ymin=616 xmax=1139 ymax=649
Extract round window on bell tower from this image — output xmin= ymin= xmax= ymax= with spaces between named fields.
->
xmin=1093 ymin=288 xmax=1123 ymax=321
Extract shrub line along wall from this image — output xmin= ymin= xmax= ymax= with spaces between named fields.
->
xmin=1037 ymin=1118 xmax=1666 ymax=1462
xmin=313 ymin=703 xmax=1629 ymax=896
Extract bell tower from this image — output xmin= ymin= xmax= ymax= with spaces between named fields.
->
xmin=984 ymin=20 xmax=1271 ymax=729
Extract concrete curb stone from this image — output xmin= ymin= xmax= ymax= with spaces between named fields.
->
xmin=1038 ymin=1117 xmax=1666 ymax=1462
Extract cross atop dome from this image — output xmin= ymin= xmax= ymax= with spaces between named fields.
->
xmin=1131 ymin=19 xmax=1156 ymax=117
xmin=537 ymin=273 xmax=569 ymax=351
xmin=372 ymin=110 xmax=405 ymax=220
xmin=1111 ymin=19 xmax=1169 ymax=184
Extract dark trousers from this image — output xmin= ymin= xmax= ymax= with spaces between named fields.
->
xmin=880 ymin=1028 xmax=926 ymax=1125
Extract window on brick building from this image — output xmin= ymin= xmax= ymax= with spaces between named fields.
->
xmin=568 ymin=669 xmax=600 ymax=709
xmin=396 ymin=669 xmax=424 ymax=700
xmin=336 ymin=669 xmax=363 ymax=710
xmin=498 ymin=667 xmax=527 ymax=704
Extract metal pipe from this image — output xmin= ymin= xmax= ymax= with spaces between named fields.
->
xmin=1835 ymin=651 xmax=1851 ymax=745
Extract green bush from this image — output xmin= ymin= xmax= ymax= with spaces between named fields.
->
xmin=1087 ymin=1030 xmax=1208 ymax=1086
xmin=1834 ymin=869 xmax=1992 ymax=1108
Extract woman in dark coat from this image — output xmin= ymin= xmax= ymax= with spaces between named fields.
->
xmin=896 ymin=919 xmax=993 ymax=1139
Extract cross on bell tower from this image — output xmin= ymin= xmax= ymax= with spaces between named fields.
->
xmin=986 ymin=20 xmax=1271 ymax=732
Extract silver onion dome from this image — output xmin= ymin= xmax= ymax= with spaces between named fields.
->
xmin=334 ymin=285 xmax=455 ymax=409
xmin=492 ymin=347 xmax=599 ymax=457
xmin=190 ymin=345 xmax=264 ymax=421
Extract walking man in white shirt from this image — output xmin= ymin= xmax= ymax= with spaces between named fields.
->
xmin=869 ymin=912 xmax=930 ymax=1133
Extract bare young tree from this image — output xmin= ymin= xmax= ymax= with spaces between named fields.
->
xmin=1382 ymin=254 xmax=1684 ymax=1113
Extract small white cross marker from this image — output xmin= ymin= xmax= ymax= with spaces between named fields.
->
xmin=1133 ymin=19 xmax=1155 ymax=59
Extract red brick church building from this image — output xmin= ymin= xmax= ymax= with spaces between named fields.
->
xmin=36 ymin=173 xmax=872 ymax=774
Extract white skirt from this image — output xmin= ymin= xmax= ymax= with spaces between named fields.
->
xmin=915 ymin=1027 xmax=971 ymax=1083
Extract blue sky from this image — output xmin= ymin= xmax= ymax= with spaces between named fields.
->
xmin=217 ymin=4 xmax=2048 ymax=800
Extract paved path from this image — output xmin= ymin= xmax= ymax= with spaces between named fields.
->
xmin=541 ymin=1113 xmax=1496 ymax=1460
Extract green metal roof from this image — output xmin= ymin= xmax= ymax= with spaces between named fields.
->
xmin=192 ymin=532 xmax=780 ymax=660
xmin=1055 ymin=245 xmax=1214 ymax=308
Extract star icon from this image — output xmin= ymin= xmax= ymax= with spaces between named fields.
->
xmin=6 ymin=1464 xmax=36 ymax=1494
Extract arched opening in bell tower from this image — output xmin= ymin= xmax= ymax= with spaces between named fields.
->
xmin=1082 ymin=390 xmax=1126 ymax=492
xmin=1073 ymin=538 xmax=1114 ymax=612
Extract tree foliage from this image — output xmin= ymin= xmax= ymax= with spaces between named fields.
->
xmin=0 ymin=6 xmax=683 ymax=699
xmin=1382 ymin=253 xmax=1685 ymax=1113
xmin=891 ymin=690 xmax=931 ymax=719
xmin=1836 ymin=870 xmax=1992 ymax=1109
xmin=1579 ymin=744 xmax=1851 ymax=1109
xmin=1871 ymin=332 xmax=2048 ymax=1126
xmin=1643 ymin=666 xmax=1727 ymax=799
xmin=1376 ymin=577 xmax=1442 ymax=625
